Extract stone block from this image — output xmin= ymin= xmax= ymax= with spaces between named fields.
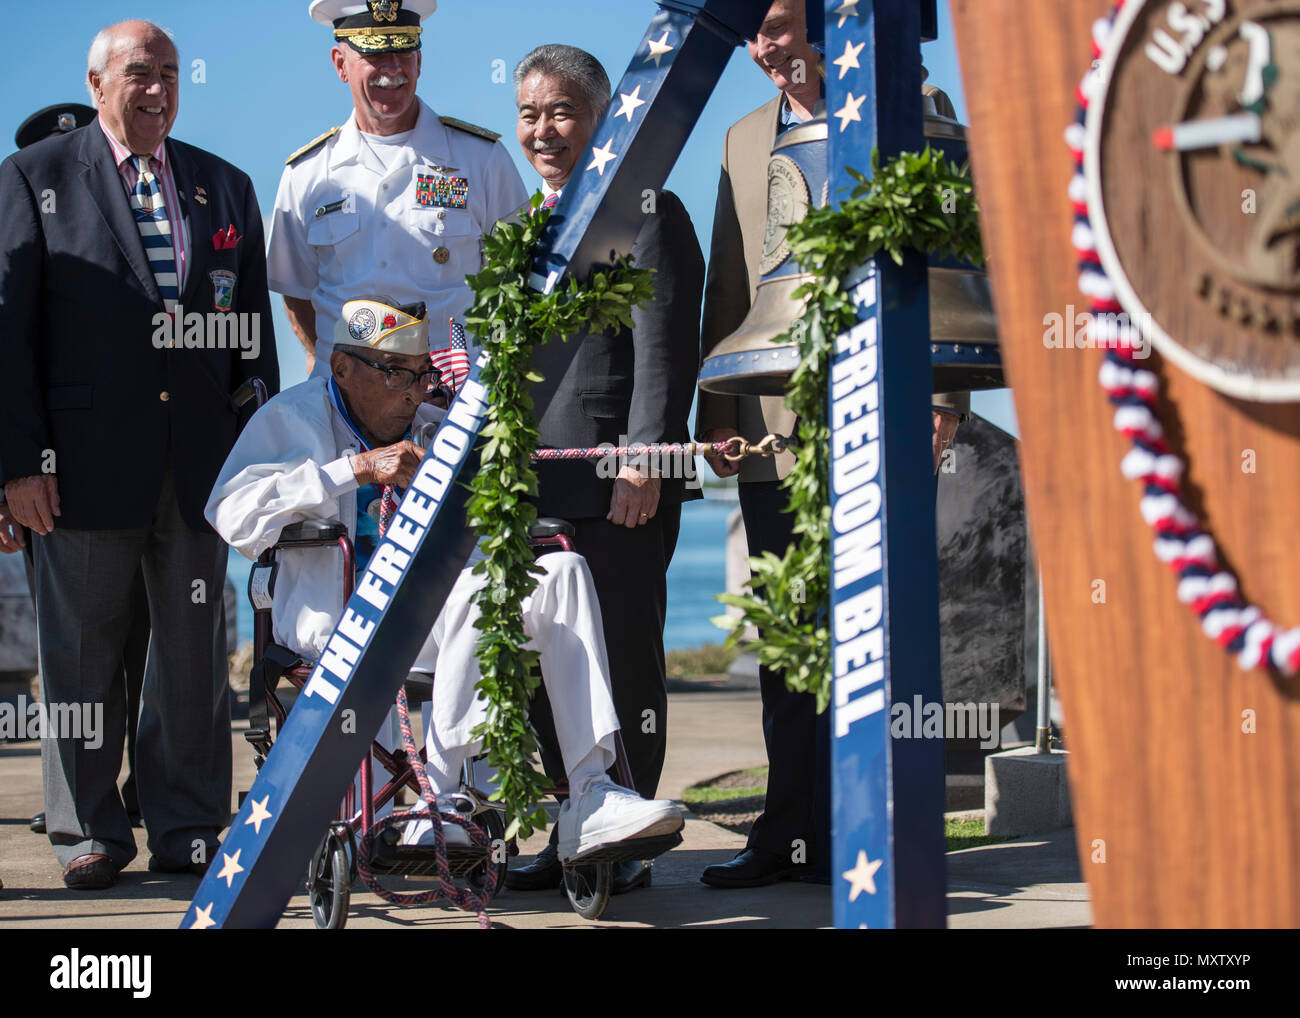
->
xmin=985 ymin=746 xmax=1072 ymax=836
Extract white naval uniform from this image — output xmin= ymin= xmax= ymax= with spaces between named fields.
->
xmin=204 ymin=377 xmax=619 ymax=783
xmin=267 ymin=100 xmax=529 ymax=379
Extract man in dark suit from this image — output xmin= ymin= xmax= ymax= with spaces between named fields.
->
xmin=696 ymin=0 xmax=966 ymax=888
xmin=506 ymin=44 xmax=704 ymax=894
xmin=0 ymin=21 xmax=279 ymax=890
xmin=2 ymin=101 xmax=148 ymax=839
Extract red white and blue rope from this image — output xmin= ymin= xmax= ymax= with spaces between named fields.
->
xmin=530 ymin=440 xmax=736 ymax=462
xmin=1068 ymin=0 xmax=1300 ymax=676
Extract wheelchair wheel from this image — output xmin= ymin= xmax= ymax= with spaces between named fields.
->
xmin=307 ymin=831 xmax=351 ymax=930
xmin=467 ymin=809 xmax=508 ymax=900
xmin=562 ymin=861 xmax=611 ymax=921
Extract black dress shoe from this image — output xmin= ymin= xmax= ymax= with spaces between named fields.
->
xmin=611 ymin=859 xmax=652 ymax=895
xmin=30 ymin=812 xmax=45 ymax=834
xmin=148 ymin=855 xmax=211 ymax=878
xmin=505 ymin=842 xmax=562 ymax=891
xmin=700 ymin=848 xmax=803 ymax=888
xmin=63 ymin=853 xmax=120 ymax=890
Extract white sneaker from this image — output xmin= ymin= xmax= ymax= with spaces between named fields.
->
xmin=398 ymin=793 xmax=473 ymax=849
xmin=557 ymin=777 xmax=683 ymax=862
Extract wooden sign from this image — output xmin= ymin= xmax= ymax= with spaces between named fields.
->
xmin=952 ymin=0 xmax=1300 ymax=927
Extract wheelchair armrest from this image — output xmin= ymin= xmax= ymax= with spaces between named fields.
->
xmin=232 ymin=377 xmax=269 ymax=411
xmin=278 ymin=519 xmax=348 ymax=547
xmin=529 ymin=517 xmax=576 ymax=540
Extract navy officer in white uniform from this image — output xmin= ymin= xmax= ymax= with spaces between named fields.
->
xmin=267 ymin=0 xmax=527 ymax=377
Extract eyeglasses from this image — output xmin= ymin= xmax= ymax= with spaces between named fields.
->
xmin=343 ymin=349 xmax=441 ymax=392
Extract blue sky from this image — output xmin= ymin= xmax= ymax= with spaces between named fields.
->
xmin=0 ymin=0 xmax=1014 ymax=432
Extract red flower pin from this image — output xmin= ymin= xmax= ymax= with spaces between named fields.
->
xmin=383 ymin=314 xmax=397 ymax=329
xmin=212 ymin=224 xmax=241 ymax=250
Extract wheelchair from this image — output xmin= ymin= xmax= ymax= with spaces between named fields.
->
xmin=240 ymin=514 xmax=680 ymax=927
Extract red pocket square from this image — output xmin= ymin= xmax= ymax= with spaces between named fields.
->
xmin=212 ymin=225 xmax=241 ymax=250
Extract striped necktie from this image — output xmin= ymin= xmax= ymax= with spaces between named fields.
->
xmin=130 ymin=155 xmax=179 ymax=312
xmin=541 ymin=190 xmax=560 ymax=211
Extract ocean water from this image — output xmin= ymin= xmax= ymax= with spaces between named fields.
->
xmin=225 ymin=493 xmax=736 ymax=652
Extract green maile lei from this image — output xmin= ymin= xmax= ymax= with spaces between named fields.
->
xmin=462 ymin=193 xmax=655 ymax=839
xmin=713 ymin=146 xmax=985 ymax=712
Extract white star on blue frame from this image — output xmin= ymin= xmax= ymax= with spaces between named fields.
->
xmin=190 ymin=902 xmax=216 ymax=929
xmin=245 ymin=795 xmax=272 ymax=835
xmin=835 ymin=92 xmax=866 ymax=132
xmin=644 ymin=29 xmax=674 ymax=67
xmin=587 ymin=139 xmax=617 ymax=176
xmin=835 ymin=0 xmax=861 ymax=28
xmin=615 ymin=85 xmax=647 ymax=122
xmin=842 ymin=850 xmax=883 ymax=902
xmin=833 ymin=39 xmax=865 ymax=80
xmin=216 ymin=849 xmax=245 ymax=889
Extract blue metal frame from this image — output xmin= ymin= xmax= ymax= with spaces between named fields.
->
xmin=186 ymin=0 xmax=767 ymax=930
xmin=824 ymin=0 xmax=946 ymax=928
xmin=188 ymin=0 xmax=947 ymax=930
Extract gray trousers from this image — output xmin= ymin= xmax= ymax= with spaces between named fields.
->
xmin=33 ymin=469 xmax=231 ymax=869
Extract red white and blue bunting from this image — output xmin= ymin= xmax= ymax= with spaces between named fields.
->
xmin=1067 ymin=0 xmax=1300 ymax=677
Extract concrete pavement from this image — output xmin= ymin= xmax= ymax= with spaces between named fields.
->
xmin=0 ymin=689 xmax=1089 ymax=929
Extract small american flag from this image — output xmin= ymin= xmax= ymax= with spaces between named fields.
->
xmin=431 ymin=318 xmax=471 ymax=395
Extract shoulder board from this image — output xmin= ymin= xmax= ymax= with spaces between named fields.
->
xmin=286 ymin=126 xmax=341 ymax=166
xmin=439 ymin=116 xmax=501 ymax=143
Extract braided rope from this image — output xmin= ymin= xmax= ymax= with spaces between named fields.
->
xmin=350 ymin=499 xmax=499 ymax=927
xmin=530 ymin=435 xmax=791 ymax=462
xmin=1068 ymin=0 xmax=1300 ymax=676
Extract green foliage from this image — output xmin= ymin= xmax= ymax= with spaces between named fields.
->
xmin=462 ymin=193 xmax=654 ymax=839
xmin=713 ymin=147 xmax=983 ymax=713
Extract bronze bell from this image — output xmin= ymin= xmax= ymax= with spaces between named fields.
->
xmin=697 ymin=98 xmax=1001 ymax=397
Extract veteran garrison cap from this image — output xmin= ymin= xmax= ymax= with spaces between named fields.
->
xmin=14 ymin=102 xmax=96 ymax=149
xmin=334 ymin=296 xmax=430 ymax=356
xmin=309 ymin=0 xmax=436 ymax=54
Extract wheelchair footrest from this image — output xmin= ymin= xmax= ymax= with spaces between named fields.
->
xmin=368 ymin=839 xmax=488 ymax=879
xmin=565 ymin=831 xmax=683 ymax=867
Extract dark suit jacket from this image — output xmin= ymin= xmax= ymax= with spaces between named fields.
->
xmin=0 ymin=123 xmax=279 ymax=532
xmin=532 ymin=189 xmax=705 ymax=520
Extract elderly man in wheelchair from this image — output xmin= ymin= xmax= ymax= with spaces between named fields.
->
xmin=205 ymin=296 xmax=683 ymax=866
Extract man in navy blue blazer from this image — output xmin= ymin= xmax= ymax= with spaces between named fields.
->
xmin=0 ymin=20 xmax=278 ymax=890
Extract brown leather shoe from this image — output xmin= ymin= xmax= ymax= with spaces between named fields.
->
xmin=62 ymin=853 xmax=119 ymax=890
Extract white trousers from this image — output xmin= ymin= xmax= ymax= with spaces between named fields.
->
xmin=412 ymin=551 xmax=620 ymax=791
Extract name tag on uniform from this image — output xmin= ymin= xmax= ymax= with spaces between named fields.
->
xmin=415 ymin=172 xmax=469 ymax=210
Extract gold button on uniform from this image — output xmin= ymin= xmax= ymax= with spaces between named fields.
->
xmin=432 ymin=246 xmax=450 ymax=265
xmin=159 ymin=391 xmax=170 ymax=402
